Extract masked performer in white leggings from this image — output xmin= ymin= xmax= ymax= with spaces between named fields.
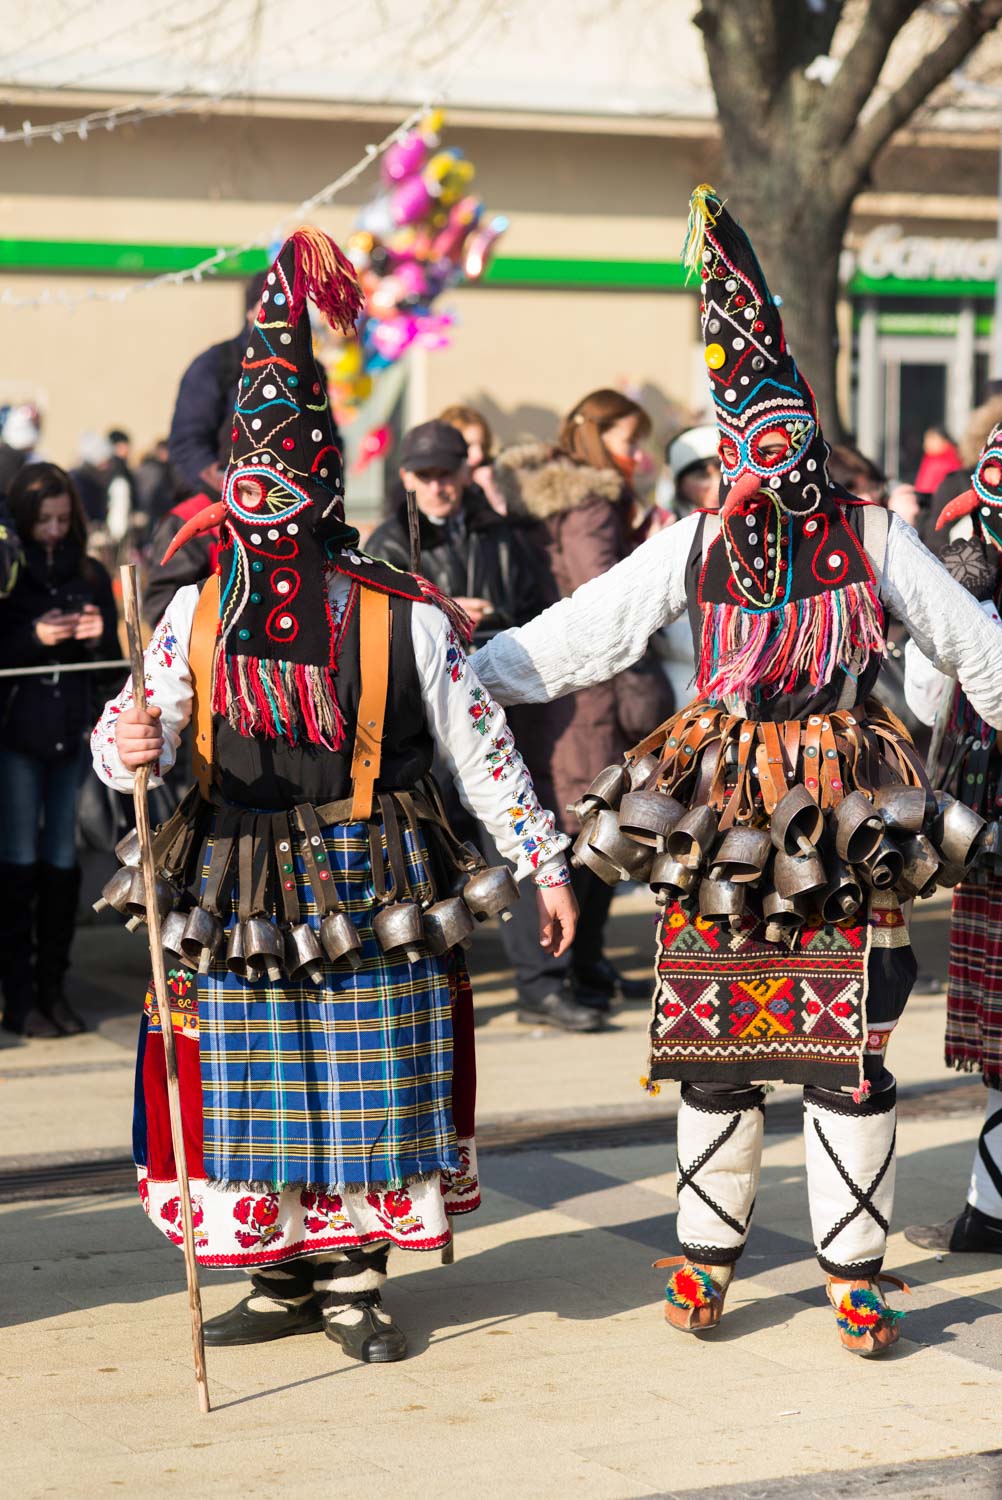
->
xmin=472 ymin=187 xmax=1002 ymax=1357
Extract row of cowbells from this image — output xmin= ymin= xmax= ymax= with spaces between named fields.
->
xmin=93 ymin=839 xmax=519 ymax=979
xmin=570 ymin=762 xmax=989 ymax=948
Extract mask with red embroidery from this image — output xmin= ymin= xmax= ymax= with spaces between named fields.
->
xmin=935 ymin=420 xmax=1002 ymax=554
xmin=683 ymin=185 xmax=884 ymax=704
xmin=162 ymin=227 xmax=364 ymax=748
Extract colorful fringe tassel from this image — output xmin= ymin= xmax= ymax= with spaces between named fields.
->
xmin=286 ymin=225 xmax=363 ymax=334
xmin=664 ymin=1265 xmax=719 ymax=1311
xmin=212 ymin=651 xmax=346 ymax=750
xmin=417 ymin=575 xmax=475 ymax=645
xmin=696 ymin=581 xmax=885 ymax=703
xmin=835 ymin=1287 xmax=905 ymax=1339
xmin=681 ymin=182 xmax=723 ymax=281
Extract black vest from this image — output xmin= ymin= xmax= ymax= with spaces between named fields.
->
xmin=212 ymin=589 xmax=433 ymax=809
xmin=684 ymin=507 xmax=884 ymax=722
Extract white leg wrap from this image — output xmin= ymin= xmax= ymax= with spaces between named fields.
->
xmin=968 ymin=1087 xmax=1002 ymax=1220
xmin=804 ymin=1081 xmax=896 ymax=1278
xmin=675 ymin=1083 xmax=765 ymax=1265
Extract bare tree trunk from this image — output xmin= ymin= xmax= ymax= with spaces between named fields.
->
xmin=695 ymin=0 xmax=1002 ymax=449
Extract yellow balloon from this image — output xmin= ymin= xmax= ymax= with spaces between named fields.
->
xmin=334 ymin=342 xmax=362 ymax=379
xmin=354 ymin=375 xmax=373 ymax=403
xmin=705 ymin=343 xmax=726 ymax=369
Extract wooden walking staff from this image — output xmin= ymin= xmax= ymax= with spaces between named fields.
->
xmin=406 ymin=491 xmax=458 ymax=1268
xmin=120 ymin=564 xmax=211 ymax=1414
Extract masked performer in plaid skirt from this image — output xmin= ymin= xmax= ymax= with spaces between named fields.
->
xmin=472 ymin=187 xmax=1002 ymax=1357
xmin=91 ymin=228 xmax=577 ymax=1364
xmin=904 ymin=420 xmax=1002 ymax=1259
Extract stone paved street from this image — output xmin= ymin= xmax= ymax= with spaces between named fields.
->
xmin=2 ymin=889 xmax=1001 ymax=1499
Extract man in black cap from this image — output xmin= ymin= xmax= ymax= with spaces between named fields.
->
xmin=369 ymin=419 xmax=546 ymax=641
xmin=370 ymin=422 xmax=602 ymax=1034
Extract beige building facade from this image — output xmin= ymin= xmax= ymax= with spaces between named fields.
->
xmin=1 ymin=3 xmax=1000 ymax=516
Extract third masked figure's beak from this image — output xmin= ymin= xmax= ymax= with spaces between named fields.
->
xmin=935 ymin=487 xmax=979 ymax=531
xmin=721 ymin=470 xmax=767 ymax=520
xmin=160 ymin=500 xmax=228 ymax=564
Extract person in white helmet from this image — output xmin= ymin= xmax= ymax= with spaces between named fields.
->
xmin=654 ymin=426 xmax=722 ymax=703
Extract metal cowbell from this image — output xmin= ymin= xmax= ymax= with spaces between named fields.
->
xmin=770 ymin=785 xmax=824 ymax=856
xmin=180 ymin=907 xmax=224 ymax=974
xmin=832 ymin=791 xmax=884 ymax=864
xmin=423 ymin=896 xmax=476 ymax=956
xmin=285 ymin=923 xmax=325 ymax=985
xmin=320 ymin=910 xmax=363 ymax=969
xmin=463 ymin=865 xmax=520 ymax=923
xmin=617 ymin=789 xmax=686 ymax=847
xmin=372 ymin=901 xmax=426 ymax=964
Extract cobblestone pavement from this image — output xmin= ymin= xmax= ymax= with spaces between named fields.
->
xmin=3 ymin=889 xmax=1001 ymax=1499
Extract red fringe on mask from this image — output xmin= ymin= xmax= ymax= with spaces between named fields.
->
xmin=286 ymin=225 xmax=363 ymax=334
xmin=212 ymin=650 xmax=346 ymax=750
xmin=696 ymin=580 xmax=885 ymax=703
xmin=416 ymin=575 xmax=475 ymax=644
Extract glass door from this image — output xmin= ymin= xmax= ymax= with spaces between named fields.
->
xmin=878 ymin=335 xmax=955 ymax=484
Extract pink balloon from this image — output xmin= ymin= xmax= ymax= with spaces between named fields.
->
xmin=353 ymin=424 xmax=392 ymax=473
xmin=394 ymin=259 xmax=429 ymax=299
xmin=381 ymin=133 xmax=429 ymax=185
xmin=431 ymin=196 xmax=481 ymax=262
xmin=392 ymin=176 xmax=434 ymax=227
xmin=463 ymin=216 xmax=508 ymax=281
xmin=370 ymin=316 xmax=420 ymax=362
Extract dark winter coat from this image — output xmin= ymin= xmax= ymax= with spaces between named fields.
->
xmin=143 ymin=493 xmax=221 ymax=628
xmin=494 ymin=442 xmax=673 ymax=828
xmin=0 ymin=539 xmax=119 ymax=761
xmin=169 ymin=332 xmax=344 ymax=499
xmin=924 ymin=467 xmax=971 ymax=556
xmin=367 ymin=485 xmax=551 ymax=642
xmin=168 ymin=332 xmax=247 ymax=497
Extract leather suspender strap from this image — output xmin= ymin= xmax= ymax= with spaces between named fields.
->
xmin=295 ymin=802 xmax=338 ymax=916
xmin=189 ymin=574 xmax=219 ymax=801
xmin=350 ymin=586 xmax=392 ymax=823
xmin=272 ymin=811 xmax=300 ymax=925
xmin=757 ymin=721 xmax=789 ymax=815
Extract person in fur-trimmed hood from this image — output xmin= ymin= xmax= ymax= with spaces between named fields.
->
xmin=492 ymin=391 xmax=673 ymax=1021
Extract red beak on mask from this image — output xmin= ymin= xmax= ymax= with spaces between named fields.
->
xmin=721 ymin=470 xmax=767 ymax=519
xmin=935 ymin=487 xmax=978 ymax=531
xmin=160 ymin=500 xmax=228 ymax=564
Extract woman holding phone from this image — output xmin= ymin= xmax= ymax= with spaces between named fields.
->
xmin=0 ymin=462 xmax=118 ymax=1038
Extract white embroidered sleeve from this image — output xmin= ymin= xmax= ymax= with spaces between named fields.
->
xmin=882 ymin=516 xmax=1002 ymax=730
xmin=470 ymin=512 xmax=699 ymax=706
xmin=90 ymin=585 xmax=198 ymax=791
xmin=411 ymin=602 xmax=570 ymax=885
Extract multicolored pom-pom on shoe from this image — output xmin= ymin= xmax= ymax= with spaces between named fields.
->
xmin=652 ymin=1255 xmax=732 ymax=1332
xmin=826 ymin=1273 xmax=909 ymax=1358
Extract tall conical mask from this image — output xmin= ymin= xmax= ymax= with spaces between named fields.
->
xmin=683 ymin=185 xmax=884 ymax=706
xmin=684 ymin=184 xmax=830 ymax=518
xmin=163 ymin=227 xmax=364 ymax=748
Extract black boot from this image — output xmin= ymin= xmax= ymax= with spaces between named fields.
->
xmin=35 ymin=864 xmax=86 ymax=1034
xmin=905 ymin=1203 xmax=1002 ymax=1254
xmin=0 ymin=862 xmax=61 ymax=1039
xmin=517 ymin=989 xmax=607 ymax=1033
xmin=322 ymin=1291 xmax=408 ymax=1363
xmin=204 ymin=1260 xmax=323 ymax=1345
xmin=573 ymin=957 xmax=651 ymax=1004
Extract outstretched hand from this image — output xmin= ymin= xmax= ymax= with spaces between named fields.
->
xmin=536 ymin=881 xmax=579 ymax=958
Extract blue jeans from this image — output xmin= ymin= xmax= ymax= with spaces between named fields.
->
xmin=0 ymin=745 xmax=84 ymax=868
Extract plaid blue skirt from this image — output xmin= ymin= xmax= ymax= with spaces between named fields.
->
xmin=196 ymin=812 xmax=459 ymax=1193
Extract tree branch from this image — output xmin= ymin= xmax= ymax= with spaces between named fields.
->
xmin=840 ymin=0 xmax=1002 ymax=188
xmin=815 ymin=0 xmax=924 ymax=148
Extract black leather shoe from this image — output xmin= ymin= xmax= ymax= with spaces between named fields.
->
xmin=905 ymin=1204 xmax=1002 ymax=1254
xmin=203 ymin=1295 xmax=323 ymax=1346
xmin=323 ymin=1296 xmax=408 ymax=1363
xmin=517 ymin=990 xmax=606 ymax=1033
xmin=44 ymin=997 xmax=87 ymax=1035
xmin=573 ymin=959 xmax=650 ymax=1002
xmin=3 ymin=1006 xmax=65 ymax=1040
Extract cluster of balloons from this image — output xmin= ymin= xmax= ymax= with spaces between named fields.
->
xmin=325 ymin=111 xmax=508 ymax=442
